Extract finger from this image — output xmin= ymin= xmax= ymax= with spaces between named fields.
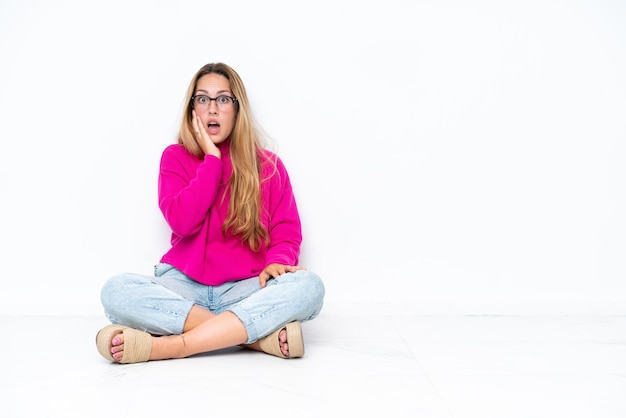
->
xmin=194 ymin=113 xmax=204 ymax=135
xmin=282 ymin=266 xmax=304 ymax=275
xmin=192 ymin=111 xmax=205 ymax=135
xmin=192 ymin=110 xmax=199 ymax=131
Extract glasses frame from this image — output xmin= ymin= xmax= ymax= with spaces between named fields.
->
xmin=191 ymin=94 xmax=238 ymax=108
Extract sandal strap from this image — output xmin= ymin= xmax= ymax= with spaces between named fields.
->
xmin=120 ymin=327 xmax=152 ymax=363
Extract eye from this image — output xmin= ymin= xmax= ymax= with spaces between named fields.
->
xmin=197 ymin=95 xmax=209 ymax=104
xmin=217 ymin=95 xmax=229 ymax=104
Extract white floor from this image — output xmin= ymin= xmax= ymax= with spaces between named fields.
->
xmin=2 ymin=314 xmax=626 ymax=418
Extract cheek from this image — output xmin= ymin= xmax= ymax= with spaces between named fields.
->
xmin=224 ymin=114 xmax=237 ymax=133
xmin=191 ymin=108 xmax=205 ymax=124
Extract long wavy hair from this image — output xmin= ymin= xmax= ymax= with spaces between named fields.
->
xmin=178 ymin=63 xmax=271 ymax=251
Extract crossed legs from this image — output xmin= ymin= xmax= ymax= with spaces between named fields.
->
xmin=106 ymin=305 xmax=293 ymax=362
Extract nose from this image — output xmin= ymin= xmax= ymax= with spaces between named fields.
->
xmin=207 ymin=99 xmax=219 ymax=114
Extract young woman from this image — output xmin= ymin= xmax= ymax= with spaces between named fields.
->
xmin=96 ymin=62 xmax=325 ymax=363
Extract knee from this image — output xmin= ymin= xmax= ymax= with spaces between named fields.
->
xmin=305 ymin=270 xmax=325 ymax=299
xmin=100 ymin=273 xmax=134 ymax=313
xmin=293 ymin=269 xmax=325 ymax=304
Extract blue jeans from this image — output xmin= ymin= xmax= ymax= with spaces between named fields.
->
xmin=100 ymin=263 xmax=325 ymax=344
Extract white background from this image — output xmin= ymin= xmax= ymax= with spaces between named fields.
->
xmin=1 ymin=0 xmax=624 ymax=316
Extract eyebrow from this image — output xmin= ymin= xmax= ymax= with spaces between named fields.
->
xmin=195 ymin=89 xmax=232 ymax=95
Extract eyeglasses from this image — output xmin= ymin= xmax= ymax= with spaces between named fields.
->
xmin=191 ymin=94 xmax=238 ymax=109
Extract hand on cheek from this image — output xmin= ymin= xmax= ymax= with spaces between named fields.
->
xmin=192 ymin=110 xmax=220 ymax=158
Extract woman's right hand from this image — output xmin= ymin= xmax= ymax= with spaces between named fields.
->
xmin=193 ymin=110 xmax=221 ymax=159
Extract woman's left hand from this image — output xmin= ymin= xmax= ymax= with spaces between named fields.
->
xmin=259 ymin=263 xmax=304 ymax=288
xmin=192 ymin=110 xmax=221 ymax=158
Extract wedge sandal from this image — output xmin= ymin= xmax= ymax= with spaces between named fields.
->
xmin=96 ymin=324 xmax=152 ymax=364
xmin=258 ymin=321 xmax=304 ymax=359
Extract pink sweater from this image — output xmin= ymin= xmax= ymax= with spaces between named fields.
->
xmin=158 ymin=142 xmax=302 ymax=285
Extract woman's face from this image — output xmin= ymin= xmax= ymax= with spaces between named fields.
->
xmin=192 ymin=73 xmax=237 ymax=144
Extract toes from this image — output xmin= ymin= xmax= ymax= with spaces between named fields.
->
xmin=278 ymin=328 xmax=290 ymax=356
xmin=111 ymin=332 xmax=124 ymax=361
xmin=112 ymin=342 xmax=125 ymax=361
xmin=111 ymin=332 xmax=124 ymax=347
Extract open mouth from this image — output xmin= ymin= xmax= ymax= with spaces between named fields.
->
xmin=207 ymin=122 xmax=220 ymax=134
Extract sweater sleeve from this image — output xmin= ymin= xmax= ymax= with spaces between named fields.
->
xmin=158 ymin=145 xmax=223 ymax=237
xmin=264 ymin=155 xmax=303 ymax=267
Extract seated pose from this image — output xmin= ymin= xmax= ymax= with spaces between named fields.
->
xmin=96 ymin=62 xmax=325 ymax=363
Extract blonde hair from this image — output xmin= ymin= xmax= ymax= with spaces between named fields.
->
xmin=178 ymin=63 xmax=272 ymax=251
